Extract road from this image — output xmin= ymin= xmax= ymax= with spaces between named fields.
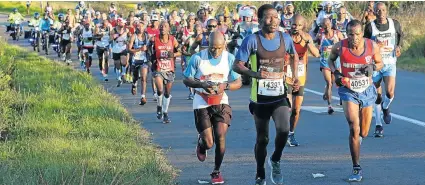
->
xmin=2 ymin=15 xmax=425 ymax=185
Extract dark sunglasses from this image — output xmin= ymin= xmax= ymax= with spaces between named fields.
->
xmin=207 ymin=25 xmax=217 ymax=28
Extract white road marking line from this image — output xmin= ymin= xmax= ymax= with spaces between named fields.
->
xmin=304 ymin=88 xmax=425 ymax=128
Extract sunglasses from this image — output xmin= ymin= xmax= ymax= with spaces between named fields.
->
xmin=207 ymin=25 xmax=217 ymax=28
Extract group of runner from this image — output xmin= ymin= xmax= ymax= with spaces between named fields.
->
xmin=6 ymin=1 xmax=403 ymax=184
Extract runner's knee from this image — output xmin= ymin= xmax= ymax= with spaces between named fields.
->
xmin=256 ymin=135 xmax=269 ymax=147
xmin=349 ymin=123 xmax=360 ymax=136
xmin=202 ymin=137 xmax=214 ymax=150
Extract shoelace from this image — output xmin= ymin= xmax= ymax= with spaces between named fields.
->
xmin=210 ymin=172 xmax=220 ymax=178
xmin=272 ymin=161 xmax=281 ymax=174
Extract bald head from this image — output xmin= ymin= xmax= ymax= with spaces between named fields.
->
xmin=291 ymin=14 xmax=306 ymax=34
xmin=292 ymin=14 xmax=305 ymax=24
xmin=208 ymin=31 xmax=226 ymax=58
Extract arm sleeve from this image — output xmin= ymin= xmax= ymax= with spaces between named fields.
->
xmin=183 ymin=54 xmax=199 ymax=78
xmin=393 ymin=20 xmax=403 ymax=47
xmin=228 ymin=54 xmax=241 ymax=81
xmin=363 ymin=23 xmax=373 ymax=39
xmin=235 ymin=35 xmax=256 ymax=63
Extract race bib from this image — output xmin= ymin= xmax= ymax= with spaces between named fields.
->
xmin=258 ymin=79 xmax=285 ymax=96
xmin=348 ymin=77 xmax=370 ymax=93
xmin=134 ymin=51 xmax=146 ymax=61
xmin=62 ymin=33 xmax=70 ymax=40
xmin=286 ymin=66 xmax=292 ymax=78
xmin=323 ymin=46 xmax=332 ymax=59
xmin=158 ymin=59 xmax=171 ymax=71
xmin=200 ymin=73 xmax=224 ymax=83
xmin=298 ymin=63 xmax=305 ymax=77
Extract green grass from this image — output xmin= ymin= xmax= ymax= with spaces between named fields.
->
xmin=0 ymin=41 xmax=175 ymax=184
xmin=0 ymin=2 xmax=76 ymax=17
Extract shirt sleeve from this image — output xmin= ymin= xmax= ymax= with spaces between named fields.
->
xmin=235 ymin=34 xmax=256 ymax=63
xmin=393 ymin=19 xmax=403 ymax=47
xmin=227 ymin=53 xmax=241 ymax=81
xmin=363 ymin=23 xmax=373 ymax=39
xmin=282 ymin=32 xmax=296 ymax=55
xmin=183 ymin=54 xmax=200 ymax=78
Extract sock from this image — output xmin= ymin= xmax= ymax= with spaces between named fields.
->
xmin=162 ymin=95 xmax=172 ymax=113
xmin=121 ymin=66 xmax=127 ymax=76
xmin=157 ymin=94 xmax=163 ymax=107
xmin=382 ymin=96 xmax=393 ymax=109
xmin=289 ymin=131 xmax=294 ymax=135
xmin=359 ymin=136 xmax=363 ymax=145
xmin=375 ymin=104 xmax=382 ymax=126
xmin=141 ymin=94 xmax=145 ymax=98
xmin=116 ymin=69 xmax=121 ymax=80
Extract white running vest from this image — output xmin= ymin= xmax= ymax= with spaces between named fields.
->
xmin=82 ymin=29 xmax=94 ymax=47
xmin=370 ymin=18 xmax=397 ymax=65
xmin=112 ymin=30 xmax=127 ymax=53
xmin=96 ymin=27 xmax=110 ymax=48
xmin=193 ymin=50 xmax=230 ymax=109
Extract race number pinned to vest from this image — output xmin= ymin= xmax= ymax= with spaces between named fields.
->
xmin=158 ymin=51 xmax=172 ymax=71
xmin=258 ymin=69 xmax=285 ymax=96
xmin=347 ymin=76 xmax=371 ymax=93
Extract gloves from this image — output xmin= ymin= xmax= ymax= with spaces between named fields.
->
xmin=359 ymin=64 xmax=376 ymax=77
xmin=334 ymin=70 xmax=345 ymax=87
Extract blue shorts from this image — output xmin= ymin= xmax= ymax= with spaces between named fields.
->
xmin=320 ymin=57 xmax=340 ymax=71
xmin=372 ymin=64 xmax=396 ymax=82
xmin=338 ymin=85 xmax=377 ymax=108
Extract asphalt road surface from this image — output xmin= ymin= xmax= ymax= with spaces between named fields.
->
xmin=2 ymin=15 xmax=425 ymax=185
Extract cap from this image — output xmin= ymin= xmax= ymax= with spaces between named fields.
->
xmin=117 ymin=18 xmax=127 ymax=24
xmin=151 ymin=14 xmax=159 ymax=21
xmin=95 ymin=11 xmax=100 ymax=15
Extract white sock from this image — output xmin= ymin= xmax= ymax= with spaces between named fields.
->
xmin=116 ymin=69 xmax=121 ymax=80
xmin=141 ymin=94 xmax=145 ymax=98
xmin=382 ymin=96 xmax=393 ymax=109
xmin=162 ymin=95 xmax=172 ymax=113
xmin=157 ymin=94 xmax=163 ymax=107
xmin=121 ymin=66 xmax=127 ymax=76
xmin=375 ymin=104 xmax=382 ymax=126
xmin=289 ymin=131 xmax=294 ymax=135
xmin=359 ymin=136 xmax=363 ymax=145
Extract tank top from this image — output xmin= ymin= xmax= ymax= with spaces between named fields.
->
xmin=193 ymin=50 xmax=231 ymax=109
xmin=340 ymin=39 xmax=374 ymax=93
xmin=96 ymin=26 xmax=110 ymax=48
xmin=332 ymin=18 xmax=349 ymax=38
xmin=370 ymin=18 xmax=397 ymax=65
xmin=133 ymin=33 xmax=148 ymax=61
xmin=146 ymin=27 xmax=159 ymax=39
xmin=154 ymin=35 xmax=175 ymax=72
xmin=286 ymin=37 xmax=308 ymax=86
xmin=250 ymin=32 xmax=287 ymax=104
xmin=319 ymin=30 xmax=340 ymax=64
xmin=82 ymin=28 xmax=94 ymax=48
xmin=281 ymin=14 xmax=293 ymax=31
xmin=112 ymin=28 xmax=127 ymax=53
xmin=61 ymin=27 xmax=72 ymax=41
xmin=200 ymin=32 xmax=209 ymax=51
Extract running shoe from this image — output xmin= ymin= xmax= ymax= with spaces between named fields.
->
xmin=156 ymin=106 xmax=163 ymax=120
xmin=61 ymin=53 xmax=66 ymax=61
xmin=117 ymin=80 xmax=122 ymax=87
xmin=382 ymin=104 xmax=392 ymax=124
xmin=187 ymin=93 xmax=194 ymax=100
xmin=268 ymin=157 xmax=283 ymax=185
xmin=139 ymin=97 xmax=147 ymax=105
xmin=254 ymin=178 xmax=266 ymax=185
xmin=163 ymin=113 xmax=171 ymax=124
xmin=328 ymin=106 xmax=334 ymax=115
xmin=374 ymin=125 xmax=384 ymax=138
xmin=287 ymin=134 xmax=299 ymax=147
xmin=196 ymin=135 xmax=207 ymax=162
xmin=348 ymin=166 xmax=363 ymax=182
xmin=131 ymin=85 xmax=137 ymax=95
xmin=211 ymin=171 xmax=224 ymax=184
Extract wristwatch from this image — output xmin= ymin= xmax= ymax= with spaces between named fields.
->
xmin=225 ymin=83 xmax=230 ymax=90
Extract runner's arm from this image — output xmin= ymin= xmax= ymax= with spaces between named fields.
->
xmin=363 ymin=23 xmax=373 ymax=39
xmin=232 ymin=36 xmax=263 ymax=79
xmin=127 ymin=35 xmax=137 ymax=53
xmin=181 ymin=39 xmax=191 ymax=56
xmin=190 ymin=35 xmax=201 ymax=55
xmin=305 ymin=34 xmax=320 ymax=57
xmin=182 ymin=55 xmax=209 ymax=89
xmin=328 ymin=41 xmax=341 ymax=73
xmin=172 ymin=38 xmax=182 ymax=57
xmin=393 ymin=19 xmax=403 ymax=47
xmin=372 ymin=42 xmax=384 ymax=71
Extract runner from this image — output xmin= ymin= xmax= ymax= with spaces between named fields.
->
xmin=128 ymin=20 xmax=150 ymax=105
xmin=280 ymin=2 xmax=294 ymax=32
xmin=332 ymin=6 xmax=351 ymax=38
xmin=58 ymin=19 xmax=73 ymax=64
xmin=316 ymin=18 xmax=344 ymax=114
xmin=364 ymin=2 xmax=403 ymax=137
xmin=150 ymin=21 xmax=181 ymax=123
xmin=232 ymin=4 xmax=299 ymax=185
xmin=80 ymin=21 xmax=95 ymax=73
xmin=180 ymin=16 xmax=199 ymax=100
xmin=191 ymin=19 xmax=218 ymax=54
xmin=95 ymin=19 xmax=112 ymax=81
xmin=111 ymin=18 xmax=129 ymax=87
xmin=183 ymin=31 xmax=242 ymax=185
xmin=327 ymin=19 xmax=383 ymax=182
xmin=147 ymin=14 xmax=161 ymax=101
xmin=287 ymin=14 xmax=320 ymax=147
xmin=362 ymin=1 xmax=376 ymax=26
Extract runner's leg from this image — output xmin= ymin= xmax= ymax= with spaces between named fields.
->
xmin=322 ymin=69 xmax=334 ymax=113
xmin=213 ymin=122 xmax=229 ymax=171
xmin=342 ymin=101 xmax=361 ymax=166
xmin=254 ymin=114 xmax=270 ymax=179
xmin=270 ymin=105 xmax=290 ymax=161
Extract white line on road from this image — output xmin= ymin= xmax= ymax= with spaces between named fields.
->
xmin=304 ymin=88 xmax=425 ymax=128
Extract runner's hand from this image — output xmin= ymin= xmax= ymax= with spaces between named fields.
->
xmin=334 ymin=70 xmax=345 ymax=87
xmin=395 ymin=46 xmax=401 ymax=57
xmin=168 ymin=51 xmax=174 ymax=58
xmin=255 ymin=69 xmax=267 ymax=79
xmin=359 ymin=64 xmax=376 ymax=77
xmin=216 ymin=83 xmax=227 ymax=94
xmin=292 ymin=78 xmax=300 ymax=92
xmin=201 ymin=82 xmax=215 ymax=94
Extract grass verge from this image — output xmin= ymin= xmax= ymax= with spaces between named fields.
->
xmin=0 ymin=40 xmax=175 ymax=184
